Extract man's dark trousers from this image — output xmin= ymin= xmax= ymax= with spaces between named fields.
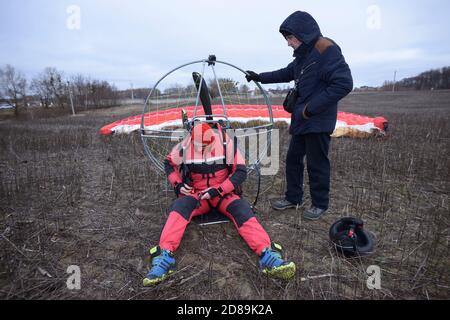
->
xmin=285 ymin=133 xmax=331 ymax=209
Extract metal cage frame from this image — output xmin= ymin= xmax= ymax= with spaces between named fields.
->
xmin=140 ymin=57 xmax=274 ymax=173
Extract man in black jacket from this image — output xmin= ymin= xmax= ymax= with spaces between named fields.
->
xmin=246 ymin=11 xmax=353 ymax=220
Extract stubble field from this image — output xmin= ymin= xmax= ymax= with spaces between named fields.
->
xmin=0 ymin=90 xmax=449 ymax=300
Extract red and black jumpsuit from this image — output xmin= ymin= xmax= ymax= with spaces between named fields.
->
xmin=160 ymin=127 xmax=271 ymax=256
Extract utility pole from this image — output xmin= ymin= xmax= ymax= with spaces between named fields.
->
xmin=131 ymin=82 xmax=134 ymax=100
xmin=392 ymin=70 xmax=397 ymax=92
xmin=67 ymin=81 xmax=76 ymax=115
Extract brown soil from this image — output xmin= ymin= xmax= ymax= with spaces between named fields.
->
xmin=1 ymin=90 xmax=449 ymax=300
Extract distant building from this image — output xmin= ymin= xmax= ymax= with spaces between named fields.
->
xmin=354 ymin=86 xmax=379 ymax=92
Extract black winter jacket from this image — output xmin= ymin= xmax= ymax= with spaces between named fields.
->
xmin=259 ymin=11 xmax=353 ymax=135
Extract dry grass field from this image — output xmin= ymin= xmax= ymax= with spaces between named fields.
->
xmin=0 ymin=90 xmax=449 ymax=300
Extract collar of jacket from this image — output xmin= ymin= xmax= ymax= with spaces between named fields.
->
xmin=293 ymin=36 xmax=319 ymax=58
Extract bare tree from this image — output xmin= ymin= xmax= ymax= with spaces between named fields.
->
xmin=45 ymin=67 xmax=67 ymax=108
xmin=30 ymin=76 xmax=52 ymax=108
xmin=30 ymin=67 xmax=68 ymax=109
xmin=87 ymin=79 xmax=118 ymax=107
xmin=239 ymin=84 xmax=250 ymax=94
xmin=0 ymin=64 xmax=27 ymax=117
xmin=71 ymin=74 xmax=90 ymax=110
xmin=208 ymin=78 xmax=239 ymax=98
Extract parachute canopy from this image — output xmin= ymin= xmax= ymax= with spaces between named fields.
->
xmin=99 ymin=105 xmax=388 ymax=138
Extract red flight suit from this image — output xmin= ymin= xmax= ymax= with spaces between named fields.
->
xmin=160 ymin=126 xmax=271 ymax=256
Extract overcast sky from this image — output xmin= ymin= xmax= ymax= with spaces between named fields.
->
xmin=1 ymin=0 xmax=449 ymax=90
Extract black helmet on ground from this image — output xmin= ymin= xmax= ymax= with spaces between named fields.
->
xmin=329 ymin=217 xmax=375 ymax=257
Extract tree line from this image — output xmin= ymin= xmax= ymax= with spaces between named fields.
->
xmin=150 ymin=78 xmax=251 ymax=98
xmin=0 ymin=65 xmax=253 ymax=118
xmin=380 ymin=66 xmax=450 ymax=91
xmin=3 ymin=63 xmax=449 ymax=117
xmin=0 ymin=64 xmax=119 ymax=117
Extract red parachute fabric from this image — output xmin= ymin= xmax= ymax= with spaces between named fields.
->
xmin=99 ymin=105 xmax=388 ymax=137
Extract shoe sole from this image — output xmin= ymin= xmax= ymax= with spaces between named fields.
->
xmin=143 ymin=270 xmax=174 ymax=286
xmin=263 ymin=262 xmax=296 ymax=280
xmin=272 ymin=204 xmax=297 ymax=211
xmin=303 ymin=211 xmax=328 ymax=221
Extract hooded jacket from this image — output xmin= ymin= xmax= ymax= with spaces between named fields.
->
xmin=259 ymin=11 xmax=353 ymax=135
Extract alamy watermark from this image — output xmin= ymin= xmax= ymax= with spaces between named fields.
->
xmin=66 ymin=5 xmax=81 ymax=30
xmin=66 ymin=265 xmax=81 ymax=290
xmin=169 ymin=127 xmax=280 ymax=176
xmin=366 ymin=5 xmax=382 ymax=30
xmin=366 ymin=265 xmax=381 ymax=290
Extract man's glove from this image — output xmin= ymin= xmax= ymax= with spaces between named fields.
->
xmin=199 ymin=188 xmax=220 ymax=200
xmin=174 ymin=183 xmax=183 ymax=196
xmin=245 ymin=70 xmax=261 ymax=83
xmin=174 ymin=183 xmax=192 ymax=196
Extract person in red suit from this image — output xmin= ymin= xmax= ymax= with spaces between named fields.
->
xmin=143 ymin=122 xmax=296 ymax=286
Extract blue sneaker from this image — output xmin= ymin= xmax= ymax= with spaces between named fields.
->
xmin=259 ymin=245 xmax=296 ymax=280
xmin=143 ymin=247 xmax=176 ymax=286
